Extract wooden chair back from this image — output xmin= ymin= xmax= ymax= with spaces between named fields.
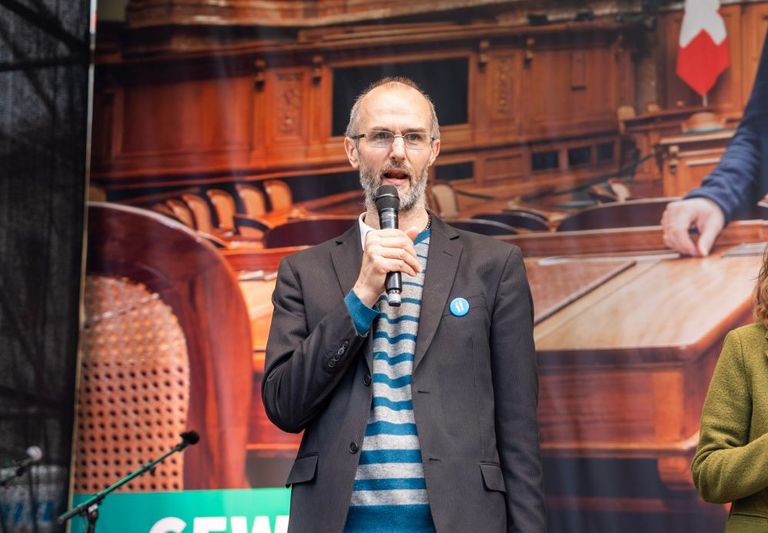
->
xmin=79 ymin=202 xmax=252 ymax=490
xmin=151 ymin=202 xmax=177 ymax=220
xmin=430 ymin=183 xmax=459 ymax=218
xmin=166 ymin=198 xmax=195 ymax=228
xmin=472 ymin=211 xmax=550 ymax=232
xmin=447 ymin=218 xmax=517 ymax=236
xmin=181 ymin=194 xmax=215 ymax=233
xmin=235 ymin=184 xmax=267 ymax=217
xmin=263 ymin=217 xmax=356 ymax=248
xmin=556 ymin=197 xmax=677 ymax=232
xmin=207 ymin=189 xmax=237 ymax=231
xmin=263 ymin=180 xmax=293 ymax=212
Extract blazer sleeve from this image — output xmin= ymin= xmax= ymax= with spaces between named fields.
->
xmin=491 ymin=248 xmax=547 ymax=532
xmin=691 ymin=329 xmax=768 ymax=503
xmin=261 ymin=256 xmax=368 ymax=433
xmin=685 ymin=33 xmax=768 ymax=223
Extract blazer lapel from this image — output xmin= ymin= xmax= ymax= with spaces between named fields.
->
xmin=330 ymin=223 xmax=372 ymax=369
xmin=330 ymin=224 xmax=362 ymax=297
xmin=414 ymin=216 xmax=462 ymax=370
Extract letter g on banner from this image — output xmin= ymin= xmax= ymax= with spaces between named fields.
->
xmin=150 ymin=517 xmax=187 ymax=533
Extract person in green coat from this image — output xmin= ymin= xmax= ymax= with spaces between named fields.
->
xmin=692 ymin=252 xmax=768 ymax=532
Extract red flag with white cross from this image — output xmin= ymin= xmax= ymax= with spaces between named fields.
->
xmin=676 ymin=0 xmax=730 ymax=97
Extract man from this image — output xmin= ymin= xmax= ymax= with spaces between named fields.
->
xmin=262 ymin=77 xmax=545 ymax=532
xmin=661 ymin=32 xmax=768 ymax=256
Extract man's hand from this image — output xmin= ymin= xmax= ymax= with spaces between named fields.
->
xmin=661 ymin=198 xmax=725 ymax=257
xmin=353 ymin=227 xmax=421 ymax=307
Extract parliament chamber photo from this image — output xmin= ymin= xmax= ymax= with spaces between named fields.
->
xmin=4 ymin=0 xmax=768 ymax=531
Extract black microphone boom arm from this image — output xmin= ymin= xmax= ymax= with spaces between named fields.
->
xmin=57 ymin=430 xmax=199 ymax=531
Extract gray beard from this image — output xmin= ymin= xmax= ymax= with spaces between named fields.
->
xmin=361 ymin=166 xmax=428 ymax=214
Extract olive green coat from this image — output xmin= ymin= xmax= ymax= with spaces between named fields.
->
xmin=692 ymin=323 xmax=768 ymax=532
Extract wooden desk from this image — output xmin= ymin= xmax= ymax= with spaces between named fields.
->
xmin=514 ymin=223 xmax=765 ymax=526
xmin=529 ymin=251 xmax=760 ymax=488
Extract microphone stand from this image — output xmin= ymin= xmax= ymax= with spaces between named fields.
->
xmin=57 ymin=434 xmax=197 ymax=533
xmin=0 ymin=465 xmax=33 ymax=488
xmin=26 ymin=468 xmax=39 ymax=533
xmin=0 ymin=459 xmax=40 ymax=533
xmin=0 ymin=491 xmax=6 ymax=533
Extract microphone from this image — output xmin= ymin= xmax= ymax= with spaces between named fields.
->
xmin=375 ymin=185 xmax=402 ymax=306
xmin=174 ymin=430 xmax=200 ymax=452
xmin=0 ymin=446 xmax=43 ymax=487
xmin=16 ymin=446 xmax=43 ymax=471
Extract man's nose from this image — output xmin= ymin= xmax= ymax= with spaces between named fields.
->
xmin=389 ymin=136 xmax=407 ymax=160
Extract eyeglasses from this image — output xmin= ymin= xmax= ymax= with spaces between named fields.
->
xmin=350 ymin=130 xmax=434 ymax=151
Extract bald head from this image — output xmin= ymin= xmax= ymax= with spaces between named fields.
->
xmin=344 ymin=77 xmax=440 ymax=140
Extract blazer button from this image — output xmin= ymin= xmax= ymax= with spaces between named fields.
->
xmin=348 ymin=441 xmax=359 ymax=454
xmin=363 ymin=373 xmax=372 ymax=386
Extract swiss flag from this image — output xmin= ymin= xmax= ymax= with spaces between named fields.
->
xmin=676 ymin=0 xmax=730 ymax=97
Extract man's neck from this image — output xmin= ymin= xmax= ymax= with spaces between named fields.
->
xmin=364 ymin=205 xmax=430 ymax=232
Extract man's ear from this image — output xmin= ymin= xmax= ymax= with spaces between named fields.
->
xmin=427 ymin=138 xmax=441 ymax=167
xmin=344 ymin=137 xmax=360 ymax=169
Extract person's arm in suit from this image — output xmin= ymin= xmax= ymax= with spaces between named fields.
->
xmin=691 ymin=329 xmax=768 ymax=503
xmin=261 ymin=256 xmax=372 ymax=433
xmin=262 ymin=228 xmax=422 ymax=433
xmin=491 ymin=247 xmax=546 ymax=532
xmin=662 ymin=33 xmax=768 ymax=256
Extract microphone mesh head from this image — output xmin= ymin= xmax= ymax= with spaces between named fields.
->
xmin=374 ymin=185 xmax=399 ymax=211
xmin=26 ymin=446 xmax=43 ymax=462
xmin=181 ymin=431 xmax=200 ymax=445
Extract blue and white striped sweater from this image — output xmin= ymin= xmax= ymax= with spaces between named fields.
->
xmin=344 ymin=229 xmax=435 ymax=532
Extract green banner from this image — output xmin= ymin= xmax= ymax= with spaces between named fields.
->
xmin=71 ymin=488 xmax=290 ymax=532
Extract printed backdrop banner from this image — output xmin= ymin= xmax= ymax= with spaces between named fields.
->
xmin=72 ymin=1 xmax=767 ymax=532
xmin=71 ymin=489 xmax=289 ymax=533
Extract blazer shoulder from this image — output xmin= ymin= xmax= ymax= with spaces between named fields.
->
xmin=719 ymin=323 xmax=768 ymax=373
xmin=727 ymin=323 xmax=768 ymax=353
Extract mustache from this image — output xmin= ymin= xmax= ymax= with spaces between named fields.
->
xmin=378 ymin=162 xmax=412 ymax=179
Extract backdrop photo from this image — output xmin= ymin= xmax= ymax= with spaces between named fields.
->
xmin=65 ymin=1 xmax=768 ymax=532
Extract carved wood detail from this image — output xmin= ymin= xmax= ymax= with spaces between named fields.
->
xmin=492 ymin=55 xmax=515 ymax=119
xmin=274 ymin=72 xmax=304 ymax=139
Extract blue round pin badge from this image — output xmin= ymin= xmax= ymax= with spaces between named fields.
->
xmin=449 ymin=297 xmax=470 ymax=317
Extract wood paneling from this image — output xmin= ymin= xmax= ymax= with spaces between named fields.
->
xmin=126 ymin=0 xmax=524 ymax=28
xmin=658 ymin=129 xmax=735 ymax=196
xmin=522 ymin=36 xmax=620 ymax=136
xmin=95 ymin=3 xmax=768 ymax=201
xmin=93 ymin=9 xmax=646 ymax=196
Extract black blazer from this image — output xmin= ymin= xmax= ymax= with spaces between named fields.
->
xmin=262 ymin=215 xmax=546 ymax=532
